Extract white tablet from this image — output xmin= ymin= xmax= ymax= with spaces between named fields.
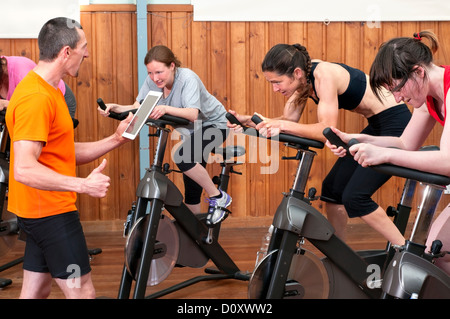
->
xmin=122 ymin=90 xmax=163 ymax=140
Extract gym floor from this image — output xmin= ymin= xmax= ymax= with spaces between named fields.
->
xmin=0 ymin=221 xmax=386 ymax=299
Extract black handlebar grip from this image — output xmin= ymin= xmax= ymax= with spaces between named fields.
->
xmin=323 ymin=127 xmax=361 ymax=156
xmin=226 ymin=112 xmax=323 ymax=149
xmin=97 ymin=98 xmax=107 ymax=111
xmin=251 ymin=114 xmax=263 ymax=125
xmin=323 ymin=127 xmax=348 ymax=150
xmin=348 ymin=138 xmax=360 ymax=147
xmin=226 ymin=112 xmax=244 ymax=127
xmin=97 ymin=98 xmax=129 ymax=121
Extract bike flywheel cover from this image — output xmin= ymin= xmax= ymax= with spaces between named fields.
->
xmin=248 ymin=249 xmax=330 ymax=299
xmin=125 ymin=213 xmax=179 ymax=286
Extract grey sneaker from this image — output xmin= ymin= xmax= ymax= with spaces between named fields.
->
xmin=206 ymin=190 xmax=232 ymax=226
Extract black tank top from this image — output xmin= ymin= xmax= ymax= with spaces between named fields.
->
xmin=308 ymin=62 xmax=367 ymax=110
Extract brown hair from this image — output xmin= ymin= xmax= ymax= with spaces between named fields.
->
xmin=0 ymin=57 xmax=7 ymax=92
xmin=144 ymin=45 xmax=181 ymax=68
xmin=0 ymin=57 xmax=8 ymax=85
xmin=369 ymin=30 xmax=439 ymax=100
xmin=261 ymin=43 xmax=312 ymax=108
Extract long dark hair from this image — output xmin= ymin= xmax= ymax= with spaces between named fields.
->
xmin=261 ymin=43 xmax=312 ymax=107
xmin=370 ymin=30 xmax=439 ymax=100
xmin=0 ymin=57 xmax=7 ymax=95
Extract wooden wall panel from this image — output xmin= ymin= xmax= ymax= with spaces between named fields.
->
xmin=73 ymin=10 xmax=140 ymax=221
xmin=1 ymin=4 xmax=449 ymax=226
xmin=228 ymin=22 xmax=248 ymax=219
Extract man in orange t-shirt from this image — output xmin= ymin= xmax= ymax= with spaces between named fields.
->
xmin=8 ymin=70 xmax=78 ymax=218
xmin=5 ymin=17 xmax=132 ymax=299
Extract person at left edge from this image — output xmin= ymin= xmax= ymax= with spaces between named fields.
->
xmin=0 ymin=55 xmax=77 ymax=126
xmin=5 ymin=17 xmax=132 ymax=299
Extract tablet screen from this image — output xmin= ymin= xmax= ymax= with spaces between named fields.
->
xmin=122 ymin=91 xmax=162 ymax=140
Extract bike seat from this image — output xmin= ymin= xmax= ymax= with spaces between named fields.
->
xmin=212 ymin=145 xmax=246 ymax=160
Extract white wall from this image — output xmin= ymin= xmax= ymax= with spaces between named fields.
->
xmin=87 ymin=1 xmax=191 ymax=4
xmin=0 ymin=0 xmax=192 ymax=39
xmin=3 ymin=0 xmax=449 ymax=39
xmin=1 ymin=0 xmax=80 ymax=38
xmin=192 ymin=0 xmax=450 ymax=22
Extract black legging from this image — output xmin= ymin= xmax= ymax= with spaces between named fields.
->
xmin=173 ymin=125 xmax=228 ymax=205
xmin=321 ymin=104 xmax=411 ymax=218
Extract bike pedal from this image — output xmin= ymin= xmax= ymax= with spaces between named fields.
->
xmin=88 ymin=248 xmax=102 ymax=256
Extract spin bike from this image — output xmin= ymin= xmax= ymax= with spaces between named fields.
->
xmin=323 ymin=129 xmax=450 ymax=298
xmin=97 ymin=99 xmax=249 ymax=299
xmin=227 ymin=113 xmax=450 ymax=299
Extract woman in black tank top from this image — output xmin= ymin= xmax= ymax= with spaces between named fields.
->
xmin=227 ymin=43 xmax=411 ymax=246
xmin=309 ymin=62 xmax=366 ymax=110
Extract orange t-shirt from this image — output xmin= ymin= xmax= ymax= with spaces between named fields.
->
xmin=6 ymin=71 xmax=77 ymax=218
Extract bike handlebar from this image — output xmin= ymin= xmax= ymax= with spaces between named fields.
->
xmin=323 ymin=127 xmax=450 ymax=186
xmin=97 ymin=98 xmax=189 ymax=126
xmin=226 ymin=112 xmax=324 ymax=150
xmin=97 ymin=98 xmax=134 ymax=121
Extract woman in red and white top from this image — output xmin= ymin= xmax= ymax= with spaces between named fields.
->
xmin=327 ymin=30 xmax=450 ymax=275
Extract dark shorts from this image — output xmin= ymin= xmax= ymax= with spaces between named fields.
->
xmin=17 ymin=211 xmax=91 ymax=279
xmin=173 ymin=126 xmax=228 ymax=205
